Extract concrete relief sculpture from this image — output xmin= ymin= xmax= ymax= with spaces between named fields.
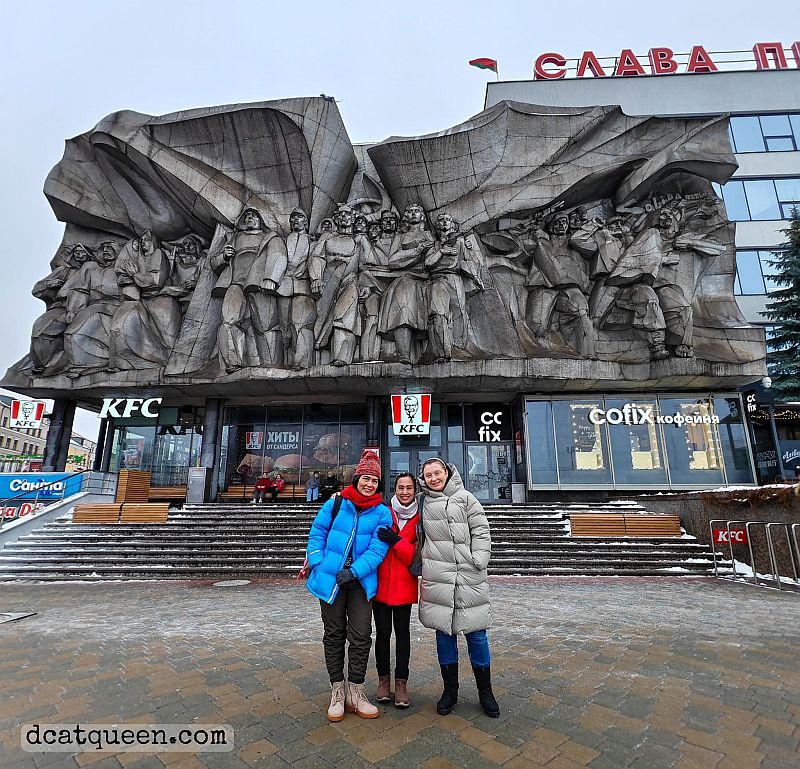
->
xmin=4 ymin=97 xmax=766 ymax=395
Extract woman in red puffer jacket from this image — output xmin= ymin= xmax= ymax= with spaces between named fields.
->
xmin=373 ymin=472 xmax=420 ymax=709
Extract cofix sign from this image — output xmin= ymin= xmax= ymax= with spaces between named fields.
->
xmin=391 ymin=394 xmax=432 ymax=436
xmin=10 ymin=400 xmax=46 ymax=429
xmin=713 ymin=528 xmax=749 ymax=545
xmin=99 ymin=398 xmax=162 ymax=419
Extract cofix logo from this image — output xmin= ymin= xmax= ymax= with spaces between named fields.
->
xmin=10 ymin=400 xmax=46 ymax=429
xmin=391 ymin=394 xmax=432 ymax=436
xmin=99 ymin=398 xmax=163 ymax=419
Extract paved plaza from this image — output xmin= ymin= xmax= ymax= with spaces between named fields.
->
xmin=1 ymin=577 xmax=798 ymax=769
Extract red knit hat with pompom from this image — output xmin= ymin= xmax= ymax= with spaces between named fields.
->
xmin=354 ymin=449 xmax=381 ymax=479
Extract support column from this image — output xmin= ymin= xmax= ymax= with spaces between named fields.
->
xmin=100 ymin=419 xmax=115 ymax=472
xmin=92 ymin=418 xmax=108 ymax=471
xmin=366 ymin=396 xmax=381 ymax=447
xmin=200 ymin=398 xmax=224 ymax=500
xmin=42 ymin=399 xmax=76 ymax=472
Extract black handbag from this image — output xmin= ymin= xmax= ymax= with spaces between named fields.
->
xmin=407 ymin=497 xmax=425 ymax=577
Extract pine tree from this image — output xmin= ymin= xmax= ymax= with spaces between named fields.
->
xmin=764 ymin=207 xmax=800 ymax=399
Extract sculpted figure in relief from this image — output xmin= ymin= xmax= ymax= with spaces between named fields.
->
xmin=108 ymin=230 xmax=181 ymax=371
xmin=64 ymin=241 xmax=122 ymax=376
xmin=278 ymin=208 xmax=317 ymax=369
xmin=425 ymin=212 xmax=485 ymax=361
xmin=523 ymin=211 xmax=596 ymax=359
xmin=210 ymin=207 xmax=288 ymax=372
xmin=376 ymin=205 xmax=434 ymax=364
xmin=309 ymin=204 xmax=363 ymax=366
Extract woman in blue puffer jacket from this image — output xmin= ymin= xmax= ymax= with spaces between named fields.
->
xmin=306 ymin=449 xmax=392 ymax=722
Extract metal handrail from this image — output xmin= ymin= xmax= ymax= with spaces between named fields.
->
xmin=710 ymin=518 xmax=800 ymax=590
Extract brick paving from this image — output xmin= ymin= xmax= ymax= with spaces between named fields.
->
xmin=0 ymin=577 xmax=798 ymax=769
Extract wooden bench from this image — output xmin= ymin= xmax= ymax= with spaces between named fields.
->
xmin=570 ymin=513 xmax=626 ymax=537
xmin=73 ymin=503 xmax=170 ymax=524
xmin=116 ymin=470 xmax=151 ymax=503
xmin=219 ymin=483 xmax=308 ymax=502
xmin=148 ymin=485 xmax=187 ymax=501
xmin=570 ymin=512 xmax=681 ymax=537
xmin=120 ymin=503 xmax=170 ymax=523
xmin=72 ymin=503 xmax=123 ymax=524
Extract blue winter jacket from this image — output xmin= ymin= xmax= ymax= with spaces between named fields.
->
xmin=305 ymin=496 xmax=392 ymax=604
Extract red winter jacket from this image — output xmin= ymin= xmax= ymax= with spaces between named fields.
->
xmin=254 ymin=477 xmax=273 ymax=491
xmin=375 ymin=507 xmax=419 ymax=606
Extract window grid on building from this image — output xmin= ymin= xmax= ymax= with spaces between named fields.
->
xmin=734 ymin=249 xmax=785 ymax=295
xmin=728 ymin=114 xmax=800 ymax=153
xmin=717 ymin=178 xmax=800 ymax=222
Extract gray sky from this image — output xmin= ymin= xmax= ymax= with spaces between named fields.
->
xmin=1 ymin=0 xmax=796 ymax=439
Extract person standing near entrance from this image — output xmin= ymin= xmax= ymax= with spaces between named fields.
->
xmin=418 ymin=457 xmax=500 ymax=718
xmin=305 ymin=450 xmax=392 ymax=721
xmin=372 ymin=473 xmax=420 ymax=708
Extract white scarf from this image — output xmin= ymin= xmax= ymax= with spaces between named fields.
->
xmin=391 ymin=495 xmax=418 ymax=531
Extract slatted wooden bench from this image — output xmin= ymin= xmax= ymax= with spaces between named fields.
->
xmin=623 ymin=513 xmax=681 ymax=537
xmin=148 ymin=485 xmax=187 ymax=501
xmin=72 ymin=504 xmax=123 ymax=524
xmin=219 ymin=483 xmax=307 ymax=502
xmin=116 ymin=470 xmax=151 ymax=503
xmin=570 ymin=512 xmax=681 ymax=537
xmin=570 ymin=513 xmax=626 ymax=537
xmin=120 ymin=503 xmax=170 ymax=523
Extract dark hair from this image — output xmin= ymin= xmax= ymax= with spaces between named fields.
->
xmin=352 ymin=474 xmax=384 ymax=493
xmin=394 ymin=473 xmax=417 ymax=492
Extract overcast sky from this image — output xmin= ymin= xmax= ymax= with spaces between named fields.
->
xmin=1 ymin=0 xmax=795 ymax=439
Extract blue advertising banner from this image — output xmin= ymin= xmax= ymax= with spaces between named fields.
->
xmin=0 ymin=473 xmax=81 ymax=501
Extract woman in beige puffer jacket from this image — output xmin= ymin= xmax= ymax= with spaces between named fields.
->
xmin=418 ymin=458 xmax=499 ymax=718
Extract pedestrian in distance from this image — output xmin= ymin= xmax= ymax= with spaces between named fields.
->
xmin=306 ymin=470 xmax=321 ymax=502
xmin=271 ymin=473 xmax=286 ymax=501
xmin=251 ymin=472 xmax=273 ymax=504
xmin=373 ymin=472 xmax=420 ymax=708
xmin=418 ymin=457 xmax=500 ymax=718
xmin=320 ymin=470 xmax=338 ymax=502
xmin=305 ymin=450 xmax=392 ymax=722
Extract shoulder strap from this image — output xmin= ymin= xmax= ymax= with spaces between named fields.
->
xmin=418 ymin=495 xmax=423 ymax=525
xmin=331 ymin=494 xmax=343 ymax=524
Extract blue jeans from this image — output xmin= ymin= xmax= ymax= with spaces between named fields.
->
xmin=435 ymin=629 xmax=491 ymax=668
xmin=306 ymin=487 xmax=319 ymax=502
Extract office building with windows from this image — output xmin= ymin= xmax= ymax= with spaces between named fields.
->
xmin=486 ymin=59 xmax=800 ymax=481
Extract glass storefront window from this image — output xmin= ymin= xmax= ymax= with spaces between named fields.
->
xmin=659 ymin=398 xmax=724 ymax=486
xmin=446 ymin=405 xmax=463 ymax=441
xmin=713 ymin=396 xmax=755 ymax=485
xmin=525 ymin=401 xmax=557 ymax=486
xmin=604 ymin=398 xmax=668 ymax=486
xmin=553 ymin=400 xmax=612 ymax=486
xmin=151 ymin=426 xmax=199 ymax=486
xmin=112 ymin=426 xmax=156 ymax=472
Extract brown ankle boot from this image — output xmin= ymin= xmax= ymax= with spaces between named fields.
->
xmin=376 ymin=675 xmax=392 ymax=703
xmin=394 ymin=678 xmax=410 ymax=708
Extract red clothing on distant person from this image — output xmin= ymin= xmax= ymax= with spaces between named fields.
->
xmin=254 ymin=477 xmax=273 ymax=492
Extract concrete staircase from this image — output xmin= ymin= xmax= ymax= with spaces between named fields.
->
xmin=0 ymin=500 xmax=726 ymax=581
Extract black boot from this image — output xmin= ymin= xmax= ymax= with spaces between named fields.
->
xmin=436 ymin=663 xmax=459 ymax=715
xmin=472 ymin=665 xmax=500 ymax=718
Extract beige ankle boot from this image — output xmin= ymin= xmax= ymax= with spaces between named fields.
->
xmin=345 ymin=681 xmax=379 ymax=718
xmin=376 ymin=675 xmax=392 ymax=703
xmin=327 ymin=681 xmax=345 ymax=722
xmin=394 ymin=678 xmax=410 ymax=708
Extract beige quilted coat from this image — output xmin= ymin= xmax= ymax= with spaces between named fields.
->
xmin=418 ymin=466 xmax=492 ymax=635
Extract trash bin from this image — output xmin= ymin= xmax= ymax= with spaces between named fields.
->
xmin=511 ymin=483 xmax=526 ymax=504
xmin=186 ymin=467 xmax=212 ymax=503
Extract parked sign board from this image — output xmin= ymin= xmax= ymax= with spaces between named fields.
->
xmin=712 ymin=528 xmax=749 ymax=545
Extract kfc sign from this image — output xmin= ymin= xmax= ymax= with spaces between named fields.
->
xmin=99 ymin=398 xmax=162 ymax=419
xmin=391 ymin=394 xmax=432 ymax=436
xmin=713 ymin=528 xmax=749 ymax=545
xmin=534 ymin=41 xmax=800 ymax=80
xmin=9 ymin=400 xmax=46 ymax=429
xmin=246 ymin=432 xmax=263 ymax=450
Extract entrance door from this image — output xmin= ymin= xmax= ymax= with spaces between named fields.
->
xmin=465 ymin=443 xmax=512 ymax=502
xmin=388 ymin=449 xmax=440 ymax=486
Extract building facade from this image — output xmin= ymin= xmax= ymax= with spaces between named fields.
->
xmin=2 ymin=93 xmax=768 ymax=500
xmin=485 ymin=53 xmax=800 ymax=483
